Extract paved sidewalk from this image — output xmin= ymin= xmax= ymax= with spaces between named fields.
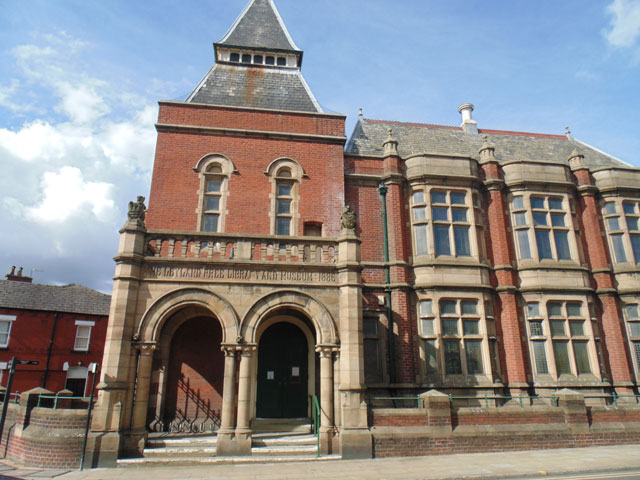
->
xmin=1 ymin=444 xmax=639 ymax=480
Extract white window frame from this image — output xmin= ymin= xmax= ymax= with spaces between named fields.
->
xmin=623 ymin=301 xmax=640 ymax=381
xmin=417 ymin=294 xmax=494 ymax=380
xmin=0 ymin=315 xmax=16 ymax=348
xmin=266 ymin=158 xmax=303 ymax=236
xmin=524 ymin=299 xmax=598 ymax=379
xmin=410 ymin=186 xmax=482 ymax=260
xmin=74 ymin=320 xmax=95 ymax=352
xmin=194 ymin=154 xmax=235 ymax=233
xmin=511 ymin=193 xmax=577 ymax=263
xmin=602 ymin=198 xmax=640 ymax=265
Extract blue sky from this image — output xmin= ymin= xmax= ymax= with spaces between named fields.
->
xmin=1 ymin=0 xmax=639 ymax=292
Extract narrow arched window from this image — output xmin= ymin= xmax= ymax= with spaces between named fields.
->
xmin=266 ymin=159 xmax=303 ymax=236
xmin=194 ymin=155 xmax=235 ymax=233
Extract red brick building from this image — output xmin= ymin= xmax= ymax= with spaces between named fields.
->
xmin=0 ymin=267 xmax=110 ymax=397
xmin=87 ymin=0 xmax=640 ymax=466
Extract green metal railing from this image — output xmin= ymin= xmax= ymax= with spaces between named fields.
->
xmin=36 ymin=394 xmax=91 ymax=409
xmin=312 ymin=395 xmax=320 ymax=457
xmin=0 ymin=392 xmax=21 ymax=405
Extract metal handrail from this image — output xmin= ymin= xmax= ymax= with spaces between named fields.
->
xmin=36 ymin=394 xmax=90 ymax=409
xmin=312 ymin=395 xmax=320 ymax=458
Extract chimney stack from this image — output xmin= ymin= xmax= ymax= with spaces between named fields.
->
xmin=458 ymin=103 xmax=478 ymax=135
xmin=5 ymin=266 xmax=33 ymax=283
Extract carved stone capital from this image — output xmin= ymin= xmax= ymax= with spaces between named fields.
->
xmin=315 ymin=345 xmax=339 ymax=358
xmin=238 ymin=345 xmax=257 ymax=356
xmin=135 ymin=341 xmax=157 ymax=355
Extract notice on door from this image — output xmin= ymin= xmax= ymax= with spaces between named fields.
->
xmin=267 ymin=371 xmax=274 ymax=380
xmin=291 ymin=366 xmax=300 ymax=377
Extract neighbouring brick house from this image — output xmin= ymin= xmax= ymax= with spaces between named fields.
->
xmin=0 ymin=267 xmax=110 ymax=397
xmin=86 ymin=0 xmax=640 ymax=466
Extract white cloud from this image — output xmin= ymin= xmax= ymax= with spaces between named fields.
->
xmin=57 ymin=82 xmax=110 ymax=125
xmin=25 ymin=166 xmax=116 ymax=223
xmin=605 ymin=0 xmax=640 ymax=47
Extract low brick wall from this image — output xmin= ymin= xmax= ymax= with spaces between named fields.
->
xmin=371 ymin=389 xmax=640 ymax=458
xmin=0 ymin=388 xmax=89 ymax=469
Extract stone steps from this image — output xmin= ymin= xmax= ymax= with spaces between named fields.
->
xmin=118 ymin=423 xmax=336 ymax=467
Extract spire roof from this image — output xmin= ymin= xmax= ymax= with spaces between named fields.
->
xmin=216 ymin=0 xmax=301 ymax=53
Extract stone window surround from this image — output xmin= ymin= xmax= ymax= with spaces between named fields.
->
xmin=410 ymin=185 xmax=483 ymax=260
xmin=522 ymin=294 xmax=600 ymax=381
xmin=266 ymin=158 xmax=303 ymax=236
xmin=0 ymin=315 xmax=16 ymax=348
xmin=194 ymin=154 xmax=235 ymax=233
xmin=601 ymin=196 xmax=640 ymax=266
xmin=509 ymin=190 xmax=580 ymax=265
xmin=74 ymin=320 xmax=95 ymax=352
xmin=622 ymin=299 xmax=640 ymax=382
xmin=416 ymin=291 xmax=496 ymax=383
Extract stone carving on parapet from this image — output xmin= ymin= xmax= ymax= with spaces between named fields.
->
xmin=127 ymin=195 xmax=147 ymax=228
xmin=341 ymin=204 xmax=357 ymax=232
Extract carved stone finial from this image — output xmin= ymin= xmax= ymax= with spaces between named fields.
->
xmin=358 ymin=108 xmax=363 ymax=118
xmin=478 ymin=135 xmax=495 ymax=161
xmin=568 ymin=148 xmax=587 ymax=171
xmin=341 ymin=205 xmax=357 ymax=231
xmin=126 ymin=196 xmax=146 ymax=227
xmin=565 ymin=126 xmax=571 ymax=136
xmin=382 ymin=128 xmax=398 ymax=157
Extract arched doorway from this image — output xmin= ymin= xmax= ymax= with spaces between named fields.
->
xmin=256 ymin=322 xmax=309 ymax=418
xmin=163 ymin=316 xmax=224 ymax=431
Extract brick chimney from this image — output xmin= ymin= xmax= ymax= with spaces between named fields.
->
xmin=5 ymin=266 xmax=33 ymax=283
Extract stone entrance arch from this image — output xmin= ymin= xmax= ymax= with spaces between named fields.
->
xmin=239 ymin=290 xmax=338 ymax=345
xmin=129 ymin=288 xmax=239 ymax=435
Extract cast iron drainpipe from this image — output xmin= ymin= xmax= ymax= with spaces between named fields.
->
xmin=377 ymin=183 xmax=396 ymax=387
xmin=42 ymin=312 xmax=59 ymax=389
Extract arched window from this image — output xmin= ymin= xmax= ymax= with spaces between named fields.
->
xmin=266 ymin=159 xmax=304 ymax=236
xmin=194 ymin=155 xmax=235 ymax=233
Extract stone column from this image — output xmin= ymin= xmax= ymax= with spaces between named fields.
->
xmin=234 ymin=345 xmax=256 ymax=456
xmin=569 ymin=151 xmax=634 ymax=394
xmin=150 ymin=363 xmax=167 ymax=431
xmin=479 ymin=138 xmax=529 ymax=395
xmin=337 ymin=220 xmax=372 ymax=459
xmin=316 ymin=346 xmax=336 ymax=454
xmin=85 ymin=197 xmax=147 ymax=468
xmin=216 ymin=346 xmax=238 ymax=456
xmin=129 ymin=342 xmax=156 ymax=457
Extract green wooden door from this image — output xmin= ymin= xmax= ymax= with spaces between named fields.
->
xmin=257 ymin=323 xmax=308 ymax=418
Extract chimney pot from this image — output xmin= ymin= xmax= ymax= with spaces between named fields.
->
xmin=458 ymin=103 xmax=478 ymax=134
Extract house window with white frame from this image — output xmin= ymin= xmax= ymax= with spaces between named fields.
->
xmin=74 ymin=320 xmax=95 ymax=351
xmin=602 ymin=199 xmax=640 ymax=264
xmin=418 ymin=298 xmax=488 ymax=377
xmin=0 ymin=315 xmax=16 ymax=348
xmin=511 ymin=194 xmax=574 ymax=261
xmin=275 ymin=168 xmax=294 ymax=235
xmin=411 ymin=188 xmax=480 ymax=259
xmin=525 ymin=301 xmax=594 ymax=377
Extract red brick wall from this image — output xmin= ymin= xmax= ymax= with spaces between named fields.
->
xmin=4 ymin=404 xmax=88 ymax=469
xmin=164 ymin=316 xmax=224 ymax=424
xmin=0 ymin=308 xmax=107 ymax=396
xmin=147 ymin=104 xmax=346 ymax=237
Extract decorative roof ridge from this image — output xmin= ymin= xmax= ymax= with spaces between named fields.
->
xmin=363 ymin=118 xmax=461 ymax=130
xmin=478 ymin=128 xmax=567 ymax=139
xmin=364 ymin=118 xmax=568 ymax=139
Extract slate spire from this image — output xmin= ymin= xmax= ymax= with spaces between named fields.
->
xmin=186 ymin=0 xmax=322 ymax=113
xmin=215 ymin=0 xmax=303 ymax=66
